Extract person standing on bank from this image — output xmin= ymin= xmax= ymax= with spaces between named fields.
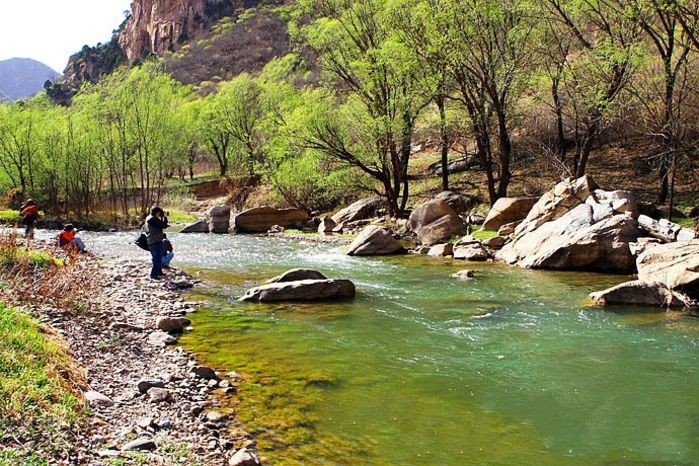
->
xmin=143 ymin=206 xmax=169 ymax=279
xmin=20 ymin=199 xmax=39 ymax=238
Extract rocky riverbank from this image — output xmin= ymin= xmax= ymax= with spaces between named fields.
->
xmin=1 ymin=247 xmax=260 ymax=465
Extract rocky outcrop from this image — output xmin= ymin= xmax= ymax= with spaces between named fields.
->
xmin=498 ymin=176 xmax=639 ymax=271
xmin=408 ymin=199 xmax=463 ymax=245
xmin=267 ymin=269 xmax=327 ymax=283
xmin=481 ymin=197 xmax=537 ymax=231
xmin=234 ymin=207 xmax=309 ymax=233
xmin=118 ymin=0 xmax=236 ymax=62
xmin=332 ymin=197 xmax=384 ymax=224
xmin=347 ymin=225 xmax=404 ymax=256
xmin=239 ymin=279 xmax=356 ymax=302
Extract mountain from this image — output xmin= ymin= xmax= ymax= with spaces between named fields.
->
xmin=0 ymin=58 xmax=60 ymax=101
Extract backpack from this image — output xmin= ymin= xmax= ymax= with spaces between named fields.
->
xmin=134 ymin=232 xmax=150 ymax=251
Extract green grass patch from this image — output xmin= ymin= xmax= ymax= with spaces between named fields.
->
xmin=472 ymin=229 xmax=498 ymax=241
xmin=0 ymin=210 xmax=19 ymax=222
xmin=164 ymin=208 xmax=197 ymax=224
xmin=674 ymin=217 xmax=696 ymax=228
xmin=0 ymin=303 xmax=84 ymax=437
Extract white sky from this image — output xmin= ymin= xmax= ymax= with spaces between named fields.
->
xmin=0 ymin=0 xmax=133 ymax=73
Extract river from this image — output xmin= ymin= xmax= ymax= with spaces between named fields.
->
xmin=74 ymin=231 xmax=699 ymax=465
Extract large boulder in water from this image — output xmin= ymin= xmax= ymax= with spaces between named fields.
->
xmin=589 ymin=280 xmax=684 ymax=307
xmin=332 ymin=198 xmax=384 ymax=225
xmin=239 ymin=279 xmax=356 ymax=302
xmin=347 ymin=225 xmax=404 ymax=256
xmin=180 ymin=219 xmax=209 ymax=233
xmin=498 ymin=203 xmax=639 ymax=272
xmin=234 ymin=207 xmax=309 ymax=233
xmin=207 ymin=205 xmax=231 ymax=233
xmin=636 ymin=240 xmax=699 ymax=300
xmin=481 ymin=197 xmax=537 ymax=231
xmin=408 ymin=199 xmax=463 ymax=245
xmin=267 ymin=269 xmax=327 ymax=283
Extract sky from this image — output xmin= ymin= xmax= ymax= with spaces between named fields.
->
xmin=0 ymin=0 xmax=133 ymax=73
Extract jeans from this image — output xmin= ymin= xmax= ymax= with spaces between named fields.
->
xmin=149 ymin=241 xmax=163 ymax=279
xmin=162 ymin=251 xmax=174 ymax=268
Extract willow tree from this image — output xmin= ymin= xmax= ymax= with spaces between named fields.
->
xmin=296 ymin=0 xmax=430 ymax=216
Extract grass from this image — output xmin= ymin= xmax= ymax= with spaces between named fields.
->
xmin=472 ymin=229 xmax=499 ymax=241
xmin=165 ymin=208 xmax=197 ymax=224
xmin=0 ymin=240 xmax=63 ymax=269
xmin=0 ymin=303 xmax=84 ymax=441
xmin=0 ymin=210 xmax=19 ymax=222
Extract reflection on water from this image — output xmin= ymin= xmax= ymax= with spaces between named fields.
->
xmin=72 ymin=231 xmax=699 ymax=465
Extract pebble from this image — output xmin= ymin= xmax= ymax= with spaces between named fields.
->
xmin=137 ymin=378 xmax=165 ymax=393
xmin=85 ymin=390 xmax=114 ymax=407
xmin=121 ymin=437 xmax=157 ymax=452
xmin=148 ymin=387 xmax=172 ymax=403
xmin=192 ymin=365 xmax=219 ymax=380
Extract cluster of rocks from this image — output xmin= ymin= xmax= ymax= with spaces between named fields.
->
xmin=240 ymin=268 xmax=356 ymax=302
xmin=12 ymin=255 xmax=261 ymax=465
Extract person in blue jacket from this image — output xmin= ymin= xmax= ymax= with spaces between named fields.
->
xmin=143 ymin=206 xmax=169 ymax=279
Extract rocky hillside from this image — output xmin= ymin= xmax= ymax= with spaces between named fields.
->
xmin=0 ymin=58 xmax=60 ymax=101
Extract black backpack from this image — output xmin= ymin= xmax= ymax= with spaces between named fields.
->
xmin=134 ymin=231 xmax=150 ymax=251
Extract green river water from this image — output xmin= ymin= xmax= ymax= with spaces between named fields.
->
xmin=85 ymin=232 xmax=699 ymax=465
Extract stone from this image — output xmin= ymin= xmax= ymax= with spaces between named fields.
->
xmin=229 ymin=448 xmax=261 ymax=466
xmin=483 ymin=236 xmax=506 ymax=250
xmin=85 ymin=390 xmax=114 ymax=407
xmin=234 ymin=207 xmax=309 ymax=233
xmin=147 ymin=387 xmax=171 ymax=403
xmin=206 ymin=411 xmax=228 ymax=423
xmin=180 ymin=219 xmax=208 ymax=234
xmin=590 ymin=280 xmax=684 ymax=307
xmin=97 ymin=449 xmax=121 ymax=458
xmin=268 ymin=269 xmax=327 ymax=283
xmin=137 ymin=417 xmax=155 ymax=429
xmin=267 ymin=225 xmax=285 ymax=234
xmin=147 ymin=330 xmax=176 ymax=347
xmin=455 ymin=235 xmax=480 ymax=247
xmin=592 ymin=189 xmax=637 ymax=217
xmin=453 ymin=245 xmax=489 ymax=261
xmin=427 ymin=243 xmax=454 ymax=257
xmin=240 ymin=279 xmax=356 ymax=302
xmin=121 ymin=437 xmax=156 ymax=452
xmin=638 ymin=215 xmax=696 ymax=242
xmin=332 ymin=223 xmax=345 ymax=234
xmin=689 ymin=206 xmax=699 ymax=218
xmin=192 ymin=365 xmax=219 ymax=380
xmin=317 ymin=217 xmax=336 ymax=234
xmin=497 ymin=221 xmax=520 ymax=236
xmin=481 ymin=197 xmax=537 ymax=231
xmin=408 ymin=199 xmax=463 ymax=245
xmin=498 ymin=204 xmax=638 ymax=271
xmin=137 ymin=378 xmax=165 ymax=394
xmin=452 ymin=270 xmax=475 ymax=280
xmin=629 ymin=237 xmax=663 ymax=257
xmin=206 ymin=205 xmax=232 ymax=234
xmin=636 ymin=240 xmax=699 ymax=301
xmin=332 ymin=198 xmax=384 ymax=224
xmin=465 ymin=214 xmax=486 ymax=226
xmin=433 ymin=191 xmax=478 ymax=216
xmin=515 ymin=175 xmax=599 ymax=236
xmin=156 ymin=316 xmax=191 ymax=333
xmin=347 ymin=225 xmax=404 ymax=256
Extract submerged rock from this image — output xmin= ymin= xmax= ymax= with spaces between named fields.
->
xmin=240 ymin=279 xmax=356 ymax=302
xmin=452 ymin=269 xmax=475 ymax=280
xmin=347 ymin=225 xmax=404 ymax=256
xmin=408 ymin=199 xmax=463 ymax=245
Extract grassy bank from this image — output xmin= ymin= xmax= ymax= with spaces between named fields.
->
xmin=0 ymin=303 xmax=85 ymax=464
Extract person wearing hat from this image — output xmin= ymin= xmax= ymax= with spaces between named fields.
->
xmin=143 ymin=206 xmax=169 ymax=279
xmin=19 ymin=199 xmax=39 ymax=238
xmin=58 ymin=224 xmax=86 ymax=253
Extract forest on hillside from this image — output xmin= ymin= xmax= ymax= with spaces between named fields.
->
xmin=1 ymin=0 xmax=699 ymax=222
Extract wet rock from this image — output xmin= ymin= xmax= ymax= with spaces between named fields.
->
xmin=408 ymin=199 xmax=463 ymax=245
xmin=85 ymin=390 xmax=114 ymax=407
xmin=427 ymin=243 xmax=454 ymax=257
xmin=156 ymin=316 xmax=191 ymax=333
xmin=481 ymin=197 xmax=537 ymax=231
xmin=229 ymin=447 xmax=261 ymax=466
xmin=207 ymin=205 xmax=232 ymax=234
xmin=240 ymin=279 xmax=356 ymax=302
xmin=590 ymin=280 xmax=684 ymax=307
xmin=137 ymin=378 xmax=165 ymax=394
xmin=267 ymin=269 xmax=327 ymax=283
xmin=347 ymin=225 xmax=404 ymax=256
xmin=452 ymin=269 xmax=476 ymax=280
xmin=192 ymin=365 xmax=219 ymax=380
xmin=147 ymin=330 xmax=177 ymax=347
xmin=121 ymin=437 xmax=157 ymax=452
xmin=453 ymin=245 xmax=489 ymax=261
xmin=180 ymin=219 xmax=209 ymax=234
xmin=317 ymin=217 xmax=336 ymax=235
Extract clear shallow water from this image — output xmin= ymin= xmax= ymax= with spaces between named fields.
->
xmin=79 ymin=231 xmax=699 ymax=465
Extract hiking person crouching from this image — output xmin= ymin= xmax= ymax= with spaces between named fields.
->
xmin=58 ymin=224 xmax=86 ymax=253
xmin=144 ymin=206 xmax=169 ymax=279
xmin=20 ymin=199 xmax=39 ymax=238
xmin=162 ymin=233 xmax=174 ymax=268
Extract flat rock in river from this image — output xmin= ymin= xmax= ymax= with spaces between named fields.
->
xmin=240 ymin=279 xmax=356 ymax=302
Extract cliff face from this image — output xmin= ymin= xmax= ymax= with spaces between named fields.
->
xmin=118 ymin=0 xmax=235 ymax=61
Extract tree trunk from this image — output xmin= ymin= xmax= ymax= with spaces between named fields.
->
xmin=552 ymin=75 xmax=566 ymax=161
xmin=437 ymin=95 xmax=449 ymax=191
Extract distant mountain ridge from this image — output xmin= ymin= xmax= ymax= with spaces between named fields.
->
xmin=0 ymin=58 xmax=60 ymax=101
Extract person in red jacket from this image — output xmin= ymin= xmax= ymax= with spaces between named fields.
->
xmin=20 ymin=200 xmax=39 ymax=238
xmin=58 ymin=224 xmax=86 ymax=253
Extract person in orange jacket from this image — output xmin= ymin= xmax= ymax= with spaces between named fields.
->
xmin=20 ymin=199 xmax=39 ymax=238
xmin=58 ymin=224 xmax=86 ymax=253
